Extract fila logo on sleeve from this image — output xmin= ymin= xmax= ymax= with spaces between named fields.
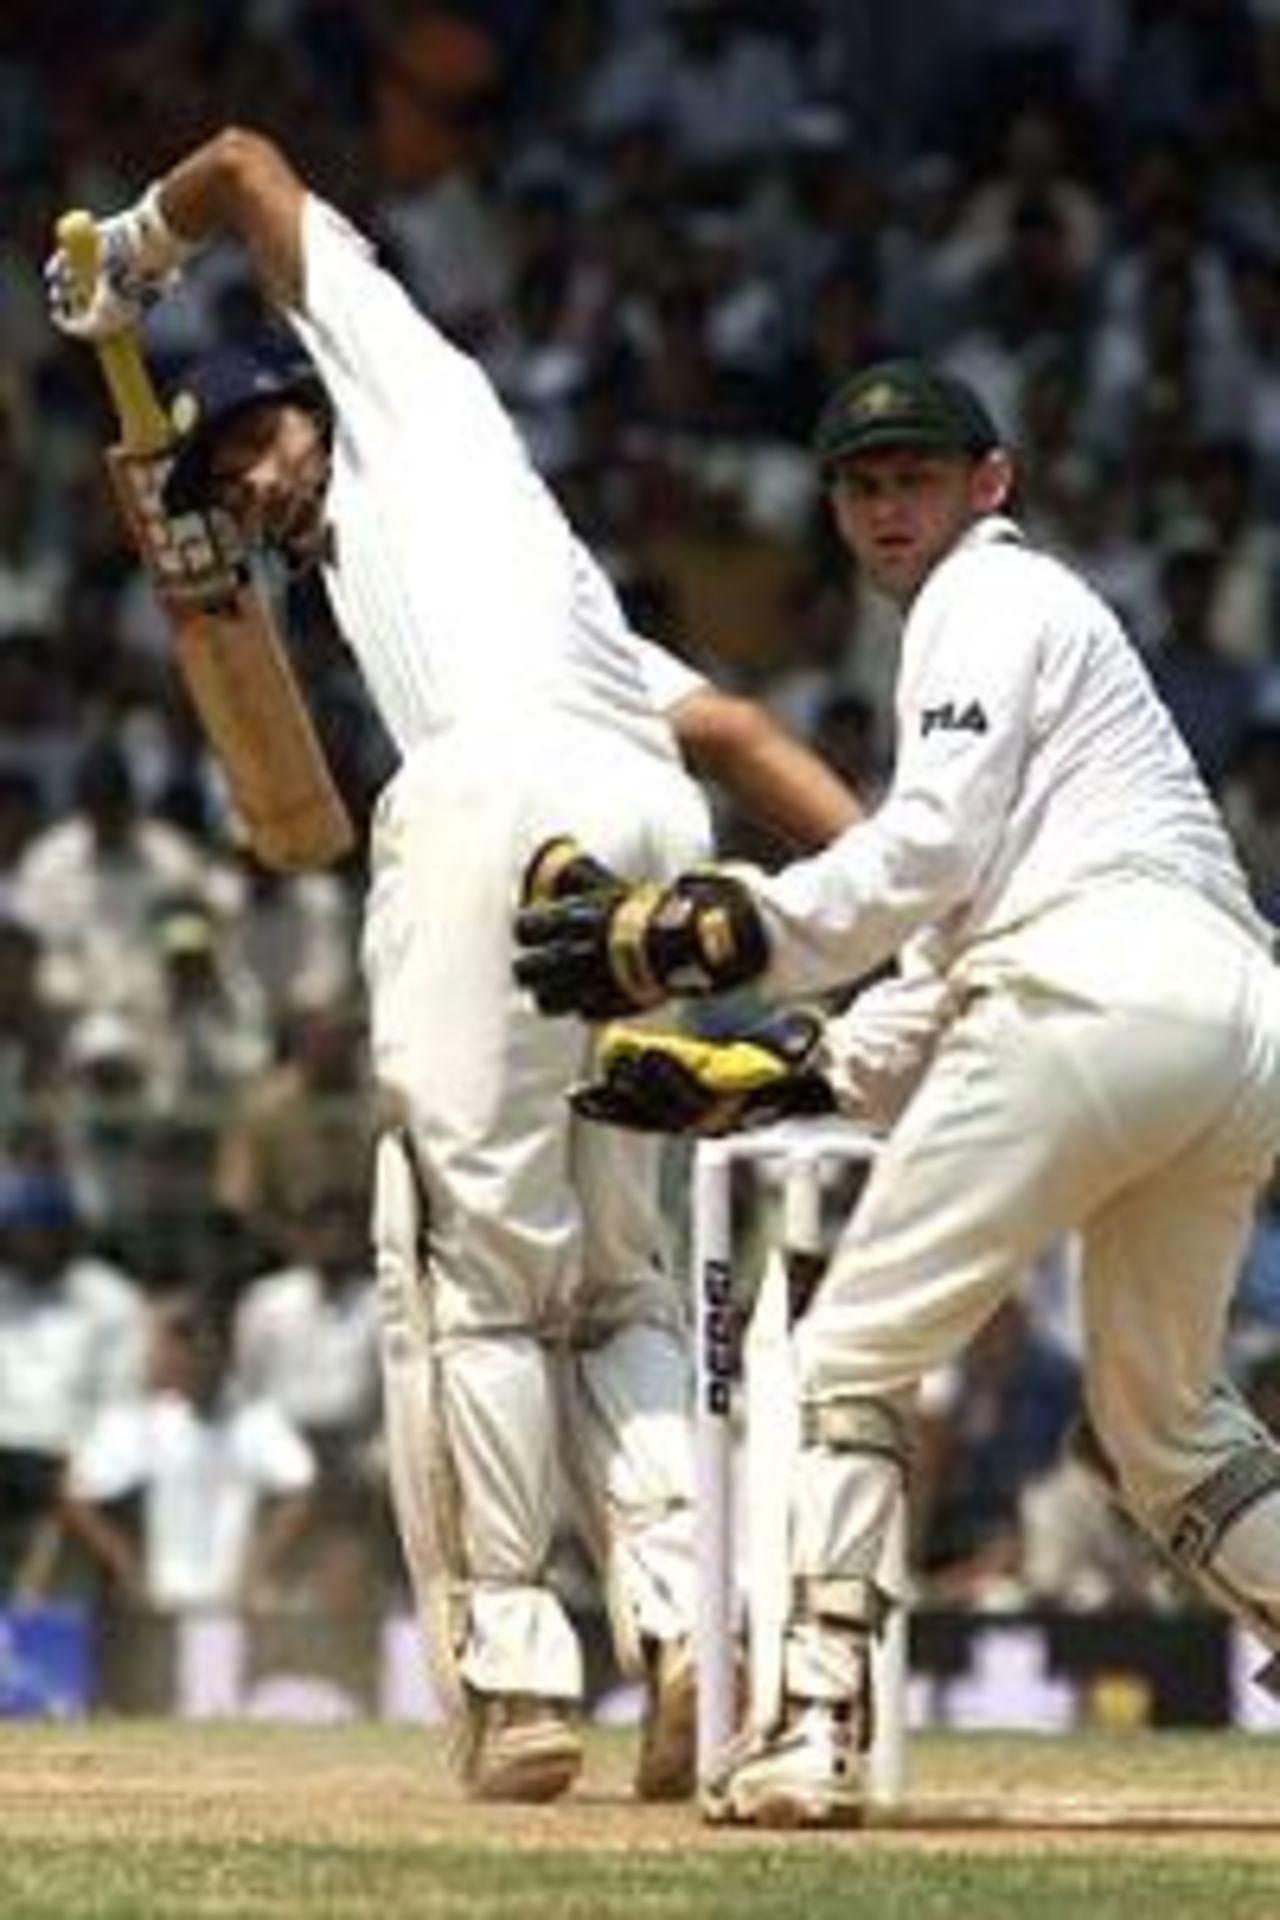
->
xmin=920 ymin=700 xmax=988 ymax=737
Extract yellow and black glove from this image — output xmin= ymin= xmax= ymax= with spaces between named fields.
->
xmin=570 ymin=1010 xmax=834 ymax=1135
xmin=514 ymin=834 xmax=769 ymax=1021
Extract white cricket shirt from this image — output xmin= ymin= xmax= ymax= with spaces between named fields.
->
xmin=288 ymin=198 xmax=688 ymax=764
xmin=753 ymin=517 xmax=1271 ymax=999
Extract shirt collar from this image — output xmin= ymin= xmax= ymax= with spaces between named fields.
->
xmin=954 ymin=514 xmax=1025 ymax=555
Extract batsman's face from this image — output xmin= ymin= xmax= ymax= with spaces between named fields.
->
xmin=208 ymin=401 xmax=332 ymax=570
xmin=828 ymin=447 xmax=1013 ymax=607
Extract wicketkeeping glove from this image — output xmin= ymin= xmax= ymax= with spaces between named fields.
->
xmin=571 ymin=1010 xmax=835 ymax=1135
xmin=514 ymin=834 xmax=770 ymax=1020
xmin=46 ymin=186 xmax=194 ymax=342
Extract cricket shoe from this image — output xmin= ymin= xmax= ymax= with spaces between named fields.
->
xmin=634 ymin=1636 xmax=697 ymax=1801
xmin=700 ymin=1701 xmax=864 ymax=1829
xmin=464 ymin=1693 xmax=583 ymax=1803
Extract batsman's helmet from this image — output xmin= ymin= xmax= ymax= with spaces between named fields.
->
xmin=162 ymin=336 xmax=329 ymax=515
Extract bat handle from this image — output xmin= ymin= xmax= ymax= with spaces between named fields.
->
xmin=55 ymin=209 xmax=172 ymax=456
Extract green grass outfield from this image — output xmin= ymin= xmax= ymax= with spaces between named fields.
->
xmin=2 ymin=1721 xmax=1279 ymax=1919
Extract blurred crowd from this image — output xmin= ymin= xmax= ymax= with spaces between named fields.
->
xmin=3 ymin=0 xmax=1280 ymax=1632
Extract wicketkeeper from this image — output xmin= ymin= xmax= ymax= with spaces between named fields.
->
xmin=515 ymin=358 xmax=1280 ymax=1826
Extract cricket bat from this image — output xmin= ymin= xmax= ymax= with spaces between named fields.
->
xmin=55 ymin=210 xmax=355 ymax=873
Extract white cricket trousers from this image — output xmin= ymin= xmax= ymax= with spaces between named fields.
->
xmin=790 ymin=877 xmax=1280 ymax=1688
xmin=364 ymin=720 xmax=710 ymax=1700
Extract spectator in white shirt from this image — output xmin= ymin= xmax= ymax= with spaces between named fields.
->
xmin=228 ymin=858 xmax=358 ymax=1040
xmin=233 ymin=1184 xmax=381 ymax=1472
xmin=0 ymin=1163 xmax=147 ymax=1595
xmin=12 ymin=736 xmax=236 ymax=1030
xmin=233 ymin=1185 xmax=390 ymax=1604
xmin=63 ymin=1292 xmax=315 ymax=1613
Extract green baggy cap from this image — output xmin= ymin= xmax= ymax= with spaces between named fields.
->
xmin=814 ymin=357 xmax=1001 ymax=468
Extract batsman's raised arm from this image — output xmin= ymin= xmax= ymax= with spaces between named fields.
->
xmin=154 ymin=128 xmax=306 ymax=308
xmin=46 ymin=127 xmax=305 ymax=337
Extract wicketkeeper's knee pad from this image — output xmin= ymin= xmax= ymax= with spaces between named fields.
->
xmin=782 ymin=1395 xmax=910 ymax=1705
xmin=1159 ymin=1445 xmax=1280 ymax=1692
xmin=1071 ymin=1413 xmax=1280 ymax=1695
xmin=795 ymin=1393 xmax=910 ymax=1587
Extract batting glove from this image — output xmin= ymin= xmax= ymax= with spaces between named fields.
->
xmin=46 ymin=186 xmax=194 ymax=342
xmin=514 ymin=833 xmax=770 ymax=1020
xmin=571 ymin=1010 xmax=835 ymax=1135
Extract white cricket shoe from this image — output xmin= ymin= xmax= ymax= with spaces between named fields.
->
xmin=701 ymin=1701 xmax=864 ymax=1829
xmin=464 ymin=1693 xmax=583 ymax=1803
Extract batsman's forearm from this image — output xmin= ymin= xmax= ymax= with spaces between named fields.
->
xmin=672 ymin=688 xmax=864 ymax=852
xmin=155 ymin=126 xmax=305 ymax=308
xmin=723 ymin=726 xmax=864 ymax=852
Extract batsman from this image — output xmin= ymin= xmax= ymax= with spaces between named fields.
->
xmin=46 ymin=128 xmax=859 ymax=1803
xmin=515 ymin=359 xmax=1280 ymax=1826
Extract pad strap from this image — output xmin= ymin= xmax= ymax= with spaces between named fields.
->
xmin=793 ymin=1573 xmax=890 ymax=1636
xmin=802 ymin=1395 xmax=910 ymax=1468
xmin=1166 ymin=1444 xmax=1280 ymax=1569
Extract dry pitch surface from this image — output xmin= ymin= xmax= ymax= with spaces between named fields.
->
xmin=3 ymin=1719 xmax=1279 ymax=1853
xmin=5 ymin=1724 xmax=1280 ymax=1919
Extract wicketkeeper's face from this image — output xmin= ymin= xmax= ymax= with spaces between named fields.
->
xmin=828 ymin=446 xmax=1013 ymax=608
xmin=208 ymin=400 xmax=332 ymax=571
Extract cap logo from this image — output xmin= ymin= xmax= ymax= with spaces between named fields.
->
xmin=852 ymin=380 xmax=906 ymax=419
xmin=171 ymin=391 xmax=201 ymax=437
